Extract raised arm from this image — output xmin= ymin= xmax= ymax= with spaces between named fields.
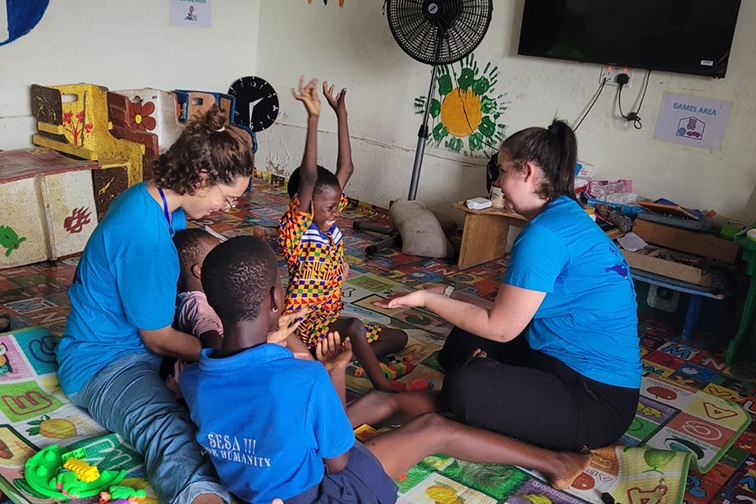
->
xmin=291 ymin=76 xmax=321 ymax=211
xmin=323 ymin=82 xmax=353 ymax=190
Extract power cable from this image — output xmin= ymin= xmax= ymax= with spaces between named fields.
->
xmin=574 ymin=77 xmax=608 ymax=132
xmin=618 ymin=70 xmax=651 ymax=129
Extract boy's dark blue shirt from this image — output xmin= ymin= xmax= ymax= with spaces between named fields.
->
xmin=181 ymin=344 xmax=355 ymax=503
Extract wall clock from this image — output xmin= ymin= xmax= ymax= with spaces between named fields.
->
xmin=228 ymin=76 xmax=279 ymax=132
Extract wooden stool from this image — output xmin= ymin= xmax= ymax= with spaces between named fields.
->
xmin=451 ymin=202 xmax=528 ymax=270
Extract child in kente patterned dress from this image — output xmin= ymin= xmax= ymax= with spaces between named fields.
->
xmin=279 ymin=76 xmax=408 ymax=392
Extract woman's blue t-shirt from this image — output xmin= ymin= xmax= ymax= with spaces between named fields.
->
xmin=56 ymin=183 xmax=186 ymax=395
xmin=503 ymin=195 xmax=641 ymax=388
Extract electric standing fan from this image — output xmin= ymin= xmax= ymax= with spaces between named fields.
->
xmin=355 ymin=0 xmax=493 ymax=254
xmin=388 ymin=0 xmax=493 ymax=200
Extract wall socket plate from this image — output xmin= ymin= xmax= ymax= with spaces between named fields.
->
xmin=600 ymin=66 xmax=633 ymax=88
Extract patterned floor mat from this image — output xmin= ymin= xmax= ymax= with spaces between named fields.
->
xmin=0 ymin=176 xmax=754 ymax=504
xmin=0 ymin=327 xmax=156 ymax=504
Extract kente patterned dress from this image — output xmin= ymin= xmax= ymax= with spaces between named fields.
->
xmin=279 ymin=195 xmax=381 ymax=348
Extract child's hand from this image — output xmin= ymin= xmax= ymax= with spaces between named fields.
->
xmin=316 ymin=331 xmax=353 ymax=373
xmin=292 ymin=76 xmax=321 ymax=117
xmin=342 ymin=261 xmax=350 ymax=280
xmin=267 ymin=308 xmax=308 ymax=346
xmin=323 ymin=81 xmax=347 ymax=115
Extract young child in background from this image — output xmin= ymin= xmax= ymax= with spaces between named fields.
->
xmin=280 ymin=77 xmax=408 ymax=392
xmin=165 ymin=228 xmax=223 ymax=396
xmin=180 ymin=236 xmax=592 ymax=504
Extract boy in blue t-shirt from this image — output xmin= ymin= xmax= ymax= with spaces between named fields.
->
xmin=180 ymin=237 xmax=594 ymax=504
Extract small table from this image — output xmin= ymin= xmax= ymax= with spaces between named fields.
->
xmin=451 ymin=202 xmax=528 ymax=270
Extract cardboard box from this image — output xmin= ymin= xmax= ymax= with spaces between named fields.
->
xmin=632 ymin=219 xmax=739 ymax=264
xmin=622 ymin=247 xmax=713 ymax=287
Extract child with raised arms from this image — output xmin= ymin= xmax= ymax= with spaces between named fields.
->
xmin=279 ymin=76 xmax=408 ymax=392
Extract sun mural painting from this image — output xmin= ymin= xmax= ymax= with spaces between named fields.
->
xmin=414 ymin=54 xmax=508 ymax=158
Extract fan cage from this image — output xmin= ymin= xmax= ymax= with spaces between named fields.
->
xmin=387 ymin=0 xmax=493 ymax=65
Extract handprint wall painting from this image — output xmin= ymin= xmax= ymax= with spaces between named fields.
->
xmin=414 ymin=54 xmax=509 ymax=158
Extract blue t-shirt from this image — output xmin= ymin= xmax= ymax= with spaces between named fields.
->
xmin=503 ymin=195 xmax=640 ymax=388
xmin=181 ymin=344 xmax=356 ymax=503
xmin=56 ymin=183 xmax=186 ymax=395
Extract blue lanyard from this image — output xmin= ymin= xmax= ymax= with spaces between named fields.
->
xmin=157 ymin=186 xmax=173 ymax=232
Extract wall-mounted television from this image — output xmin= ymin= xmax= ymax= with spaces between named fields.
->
xmin=517 ymin=0 xmax=742 ymax=78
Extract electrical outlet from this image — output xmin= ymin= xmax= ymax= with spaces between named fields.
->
xmin=600 ymin=66 xmax=633 ymax=88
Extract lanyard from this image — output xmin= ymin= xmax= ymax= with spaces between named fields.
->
xmin=157 ymin=186 xmax=173 ymax=232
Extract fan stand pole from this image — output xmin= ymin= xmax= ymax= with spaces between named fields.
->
xmin=407 ymin=64 xmax=439 ymax=201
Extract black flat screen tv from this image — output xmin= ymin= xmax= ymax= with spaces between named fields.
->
xmin=517 ymin=0 xmax=742 ymax=78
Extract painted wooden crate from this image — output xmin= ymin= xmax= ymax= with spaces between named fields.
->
xmin=30 ymin=83 xmax=146 ymax=187
xmin=111 ymin=88 xmax=185 ymax=153
xmin=0 ymin=148 xmax=99 ymax=269
xmin=173 ymin=89 xmax=257 ymax=153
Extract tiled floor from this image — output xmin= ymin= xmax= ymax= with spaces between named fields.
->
xmin=1 ymin=176 xmax=755 ymax=503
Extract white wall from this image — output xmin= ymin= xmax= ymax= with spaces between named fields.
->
xmin=0 ymin=0 xmax=260 ymax=149
xmin=256 ymin=0 xmax=756 ymax=223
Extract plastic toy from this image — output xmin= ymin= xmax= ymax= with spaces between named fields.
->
xmin=24 ymin=444 xmax=126 ymax=499
xmin=353 ymin=424 xmax=379 ymax=442
xmin=406 ymin=378 xmax=432 ymax=392
xmin=100 ymin=484 xmax=148 ymax=504
xmin=63 ymin=457 xmax=100 ymax=483
xmin=349 ymin=355 xmax=415 ymax=380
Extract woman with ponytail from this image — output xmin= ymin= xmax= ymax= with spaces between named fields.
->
xmin=377 ymin=119 xmax=640 ymax=452
xmin=56 ymin=106 xmax=253 ymax=504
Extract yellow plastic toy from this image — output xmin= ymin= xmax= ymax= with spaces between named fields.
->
xmin=63 ymin=457 xmax=100 ymax=483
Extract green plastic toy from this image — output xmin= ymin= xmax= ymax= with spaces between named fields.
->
xmin=24 ymin=444 xmax=126 ymax=499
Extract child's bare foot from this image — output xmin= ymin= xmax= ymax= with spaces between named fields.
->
xmin=471 ymin=348 xmax=487 ymax=359
xmin=547 ymin=446 xmax=592 ymax=490
xmin=192 ymin=493 xmax=224 ymax=504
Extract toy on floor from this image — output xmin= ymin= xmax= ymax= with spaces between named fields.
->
xmin=100 ymin=484 xmax=148 ymax=504
xmin=62 ymin=457 xmax=99 ymax=483
xmin=349 ymin=355 xmax=414 ymax=380
xmin=24 ymin=444 xmax=126 ymax=499
xmin=353 ymin=423 xmax=379 ymax=442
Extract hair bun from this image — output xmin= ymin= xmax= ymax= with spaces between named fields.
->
xmin=188 ymin=105 xmax=227 ymax=134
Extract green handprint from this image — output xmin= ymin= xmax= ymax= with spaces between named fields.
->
xmin=457 ymin=54 xmax=479 ymax=90
xmin=432 ymin=123 xmax=449 ymax=142
xmin=437 ymin=66 xmax=453 ymax=96
xmin=0 ymin=225 xmax=27 ymax=257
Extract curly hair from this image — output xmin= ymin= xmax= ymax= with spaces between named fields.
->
xmin=500 ymin=119 xmax=578 ymax=201
xmin=201 ymin=236 xmax=278 ymax=324
xmin=153 ymin=106 xmax=254 ymax=195
xmin=286 ymin=166 xmax=341 ymax=200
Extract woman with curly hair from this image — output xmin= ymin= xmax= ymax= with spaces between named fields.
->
xmin=56 ymin=106 xmax=253 ymax=504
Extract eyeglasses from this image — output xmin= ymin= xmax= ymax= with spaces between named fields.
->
xmin=217 ymin=185 xmax=238 ymax=210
